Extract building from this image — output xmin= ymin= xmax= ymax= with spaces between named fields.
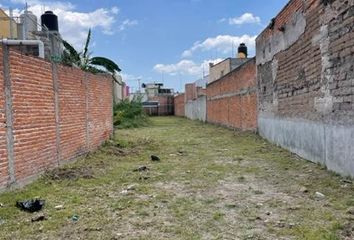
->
xmin=141 ymin=83 xmax=174 ymax=116
xmin=208 ymin=43 xmax=251 ymax=84
xmin=113 ymin=73 xmax=129 ymax=104
xmin=0 ymin=8 xmax=18 ymax=39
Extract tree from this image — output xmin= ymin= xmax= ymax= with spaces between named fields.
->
xmin=61 ymin=29 xmax=121 ymax=74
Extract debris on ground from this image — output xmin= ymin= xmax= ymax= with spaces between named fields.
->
xmin=0 ymin=218 xmax=5 ymax=225
xmin=71 ymin=215 xmax=80 ymax=222
xmin=347 ymin=208 xmax=354 ymax=215
xmin=341 ymin=179 xmax=353 ymax=184
xmin=177 ymin=150 xmax=187 ymax=156
xmin=151 ymin=155 xmax=160 ymax=161
xmin=133 ymin=166 xmax=149 ymax=172
xmin=16 ymin=199 xmax=45 ymax=212
xmin=31 ymin=213 xmax=47 ymax=222
xmin=0 ymin=203 xmax=4 ymax=208
xmin=139 ymin=176 xmax=150 ymax=180
xmin=44 ymin=166 xmax=94 ymax=181
xmin=108 ymin=146 xmax=129 ymax=156
xmin=54 ymin=205 xmax=64 ymax=210
xmin=120 ymin=184 xmax=137 ymax=195
xmin=315 ymin=192 xmax=325 ymax=199
xmin=299 ymin=186 xmax=308 ymax=193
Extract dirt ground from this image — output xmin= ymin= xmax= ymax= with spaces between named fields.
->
xmin=0 ymin=117 xmax=353 ymax=240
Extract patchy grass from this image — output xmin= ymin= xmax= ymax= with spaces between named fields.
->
xmin=0 ymin=117 xmax=353 ymax=239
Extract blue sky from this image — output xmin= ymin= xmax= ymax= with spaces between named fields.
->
xmin=0 ymin=0 xmax=289 ymax=92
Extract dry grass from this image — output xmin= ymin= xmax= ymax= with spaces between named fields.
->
xmin=0 ymin=117 xmax=353 ymax=239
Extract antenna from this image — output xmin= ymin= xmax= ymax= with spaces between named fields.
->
xmin=202 ymin=63 xmax=205 ymax=79
xmin=231 ymin=41 xmax=234 ymax=57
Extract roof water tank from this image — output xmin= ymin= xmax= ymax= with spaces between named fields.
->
xmin=41 ymin=11 xmax=59 ymax=32
xmin=20 ymin=11 xmax=38 ymax=39
xmin=237 ymin=43 xmax=248 ymax=58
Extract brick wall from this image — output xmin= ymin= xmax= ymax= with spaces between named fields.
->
xmin=185 ymin=83 xmax=197 ymax=101
xmin=174 ymin=93 xmax=185 ymax=117
xmin=0 ymin=46 xmax=113 ymax=188
xmin=207 ymin=58 xmax=257 ymax=130
xmin=148 ymin=95 xmax=174 ymax=116
xmin=0 ymin=45 xmax=8 ymax=186
xmin=257 ymin=0 xmax=354 ymax=176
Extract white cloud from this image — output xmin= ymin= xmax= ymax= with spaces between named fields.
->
xmin=153 ymin=58 xmax=223 ymax=77
xmin=118 ymin=19 xmax=138 ymax=32
xmin=7 ymin=0 xmax=137 ymax=49
xmin=181 ymin=34 xmax=257 ymax=58
xmin=121 ymin=73 xmax=143 ymax=82
xmin=228 ymin=13 xmax=261 ymax=25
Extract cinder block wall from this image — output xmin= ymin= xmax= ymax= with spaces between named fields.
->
xmin=206 ymin=58 xmax=257 ymax=130
xmin=174 ymin=93 xmax=185 ymax=117
xmin=256 ymin=0 xmax=354 ymax=176
xmin=0 ymin=46 xmax=113 ymax=188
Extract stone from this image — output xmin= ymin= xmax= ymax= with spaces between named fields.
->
xmin=315 ymin=192 xmax=325 ymax=198
xmin=347 ymin=208 xmax=354 ymax=215
xmin=31 ymin=213 xmax=47 ymax=222
xmin=300 ymin=187 xmax=309 ymax=193
xmin=54 ymin=205 xmax=64 ymax=210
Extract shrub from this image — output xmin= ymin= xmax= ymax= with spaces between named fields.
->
xmin=113 ymin=99 xmax=149 ymax=129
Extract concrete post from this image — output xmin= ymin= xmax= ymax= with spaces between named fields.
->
xmin=85 ymin=73 xmax=90 ymax=151
xmin=50 ymin=37 xmax=61 ymax=166
xmin=2 ymin=44 xmax=16 ymax=185
xmin=51 ymin=62 xmax=61 ymax=166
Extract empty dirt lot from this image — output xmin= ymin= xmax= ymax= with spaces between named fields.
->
xmin=0 ymin=117 xmax=353 ymax=240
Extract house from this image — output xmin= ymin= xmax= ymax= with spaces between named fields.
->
xmin=113 ymin=73 xmax=129 ymax=104
xmin=208 ymin=43 xmax=250 ymax=84
xmin=0 ymin=8 xmax=18 ymax=39
xmin=141 ymin=83 xmax=174 ymax=116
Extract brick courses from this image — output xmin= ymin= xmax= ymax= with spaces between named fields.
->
xmin=257 ymin=0 xmax=353 ymax=122
xmin=174 ymin=93 xmax=185 ymax=117
xmin=206 ymin=58 xmax=257 ymax=130
xmin=0 ymin=46 xmax=113 ymax=188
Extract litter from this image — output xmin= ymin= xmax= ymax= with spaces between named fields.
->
xmin=151 ymin=155 xmax=160 ymax=161
xmin=71 ymin=215 xmax=80 ymax=222
xmin=31 ymin=213 xmax=47 ymax=222
xmin=16 ymin=199 xmax=45 ymax=212
xmin=133 ymin=166 xmax=149 ymax=172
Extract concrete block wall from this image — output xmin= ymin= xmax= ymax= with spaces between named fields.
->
xmin=0 ymin=46 xmax=113 ymax=189
xmin=257 ymin=0 xmax=354 ymax=176
xmin=185 ymin=96 xmax=207 ymax=122
xmin=174 ymin=93 xmax=185 ymax=117
xmin=207 ymin=58 xmax=257 ymax=130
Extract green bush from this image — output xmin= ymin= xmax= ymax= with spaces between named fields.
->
xmin=113 ymin=99 xmax=149 ymax=129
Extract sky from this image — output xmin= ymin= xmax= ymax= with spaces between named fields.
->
xmin=0 ymin=0 xmax=289 ymax=92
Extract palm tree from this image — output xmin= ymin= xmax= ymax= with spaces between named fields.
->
xmin=61 ymin=29 xmax=121 ymax=74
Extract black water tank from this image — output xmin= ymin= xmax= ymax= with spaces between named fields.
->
xmin=41 ymin=11 xmax=59 ymax=31
xmin=238 ymin=43 xmax=248 ymax=58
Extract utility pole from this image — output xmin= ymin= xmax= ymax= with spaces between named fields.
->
xmin=9 ymin=8 xmax=13 ymax=39
xmin=137 ymin=78 xmax=141 ymax=93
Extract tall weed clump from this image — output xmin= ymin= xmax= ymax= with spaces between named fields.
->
xmin=113 ymin=99 xmax=149 ymax=128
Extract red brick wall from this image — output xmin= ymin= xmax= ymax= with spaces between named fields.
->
xmin=149 ymin=95 xmax=174 ymax=116
xmin=257 ymin=0 xmax=353 ymax=121
xmin=0 ymin=47 xmax=113 ymax=188
xmin=87 ymin=73 xmax=113 ymax=149
xmin=57 ymin=66 xmax=86 ymax=161
xmin=10 ymin=50 xmax=57 ymax=182
xmin=185 ymin=83 xmax=197 ymax=101
xmin=0 ymin=47 xmax=8 ymax=187
xmin=207 ymin=59 xmax=257 ymax=130
xmin=174 ymin=93 xmax=185 ymax=117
